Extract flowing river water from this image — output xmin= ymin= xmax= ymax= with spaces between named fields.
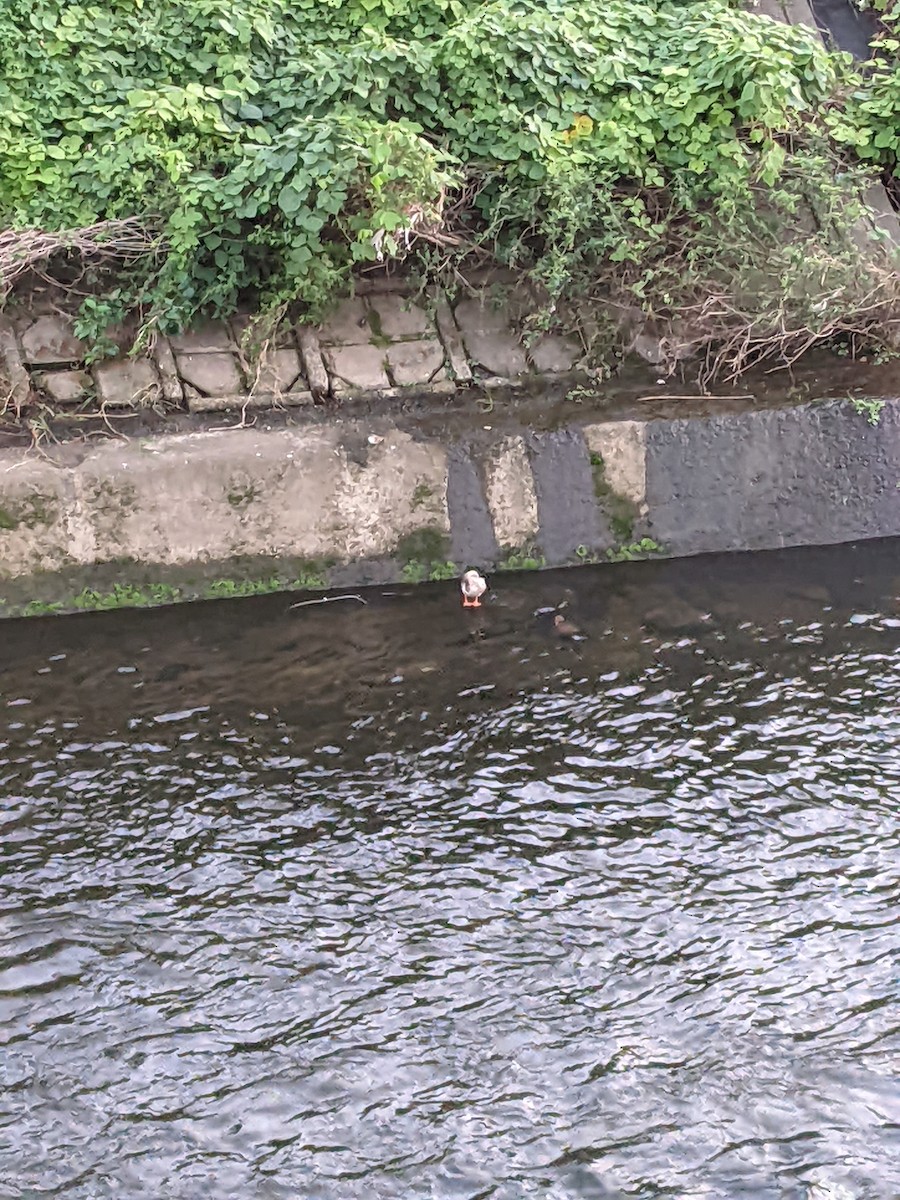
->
xmin=1 ymin=542 xmax=899 ymax=1200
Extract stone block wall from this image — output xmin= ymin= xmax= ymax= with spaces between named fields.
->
xmin=0 ymin=287 xmax=588 ymax=418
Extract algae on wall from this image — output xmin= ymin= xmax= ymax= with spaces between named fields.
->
xmin=590 ymin=451 xmax=639 ymax=544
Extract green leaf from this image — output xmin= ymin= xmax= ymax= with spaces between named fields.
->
xmin=277 ymin=183 xmax=304 ymax=215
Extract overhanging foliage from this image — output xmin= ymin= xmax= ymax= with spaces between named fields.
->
xmin=0 ymin=0 xmax=897 ymax=375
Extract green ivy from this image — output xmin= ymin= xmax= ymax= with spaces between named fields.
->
xmin=0 ymin=0 xmax=895 ymax=351
xmin=607 ymin=538 xmax=663 ymax=563
xmin=829 ymin=10 xmax=899 ymax=173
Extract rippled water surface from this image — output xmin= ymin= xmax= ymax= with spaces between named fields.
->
xmin=2 ymin=543 xmax=899 ymax=1199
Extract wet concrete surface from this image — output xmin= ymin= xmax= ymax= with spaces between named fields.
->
xmin=528 ymin=427 xmax=610 ymax=561
xmin=810 ymin=0 xmax=878 ymax=58
xmin=446 ymin=444 xmax=499 ymax=568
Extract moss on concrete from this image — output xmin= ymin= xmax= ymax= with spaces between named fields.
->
xmin=365 ymin=305 xmax=392 ymax=349
xmin=590 ymin=450 xmax=639 ymax=543
xmin=72 ymin=582 xmax=184 ymax=611
xmin=395 ymin=526 xmax=455 ymax=585
xmin=411 ymin=481 xmax=435 ymax=510
xmin=19 ymin=599 xmax=65 ymax=616
xmin=0 ymin=494 xmax=60 ymax=532
xmin=0 ymin=554 xmax=334 ymax=618
xmin=401 ymin=559 xmax=457 ymax=584
xmin=497 ymin=545 xmax=545 ymax=571
xmin=226 ymin=479 xmax=261 ymax=508
xmin=88 ymin=479 xmax=138 ymax=515
xmin=396 ymin=526 xmax=450 ymax=565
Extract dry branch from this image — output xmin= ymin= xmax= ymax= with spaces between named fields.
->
xmin=0 ymin=219 xmax=164 ymax=295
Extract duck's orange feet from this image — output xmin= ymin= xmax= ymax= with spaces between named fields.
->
xmin=462 ymin=597 xmax=482 ymax=608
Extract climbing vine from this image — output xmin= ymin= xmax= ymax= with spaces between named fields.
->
xmin=0 ymin=0 xmax=896 ymax=372
xmin=832 ymin=6 xmax=900 ymax=179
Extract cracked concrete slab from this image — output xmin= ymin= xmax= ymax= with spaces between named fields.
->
xmin=324 ymin=344 xmax=390 ymax=391
xmin=482 ymin=436 xmax=540 ymax=550
xmin=20 ymin=316 xmax=86 ymax=365
xmin=93 ymin=357 xmax=160 ymax=408
xmin=37 ymin=369 xmax=91 ymax=405
xmin=177 ymin=352 xmax=244 ymax=396
xmin=528 ymin=334 xmax=581 ymax=373
xmin=387 ymin=339 xmax=445 ymax=386
xmin=169 ymin=322 xmax=235 ymax=354
xmin=249 ymin=348 xmax=303 ymax=394
xmin=454 ymin=295 xmax=529 ymax=376
xmin=318 ymin=298 xmax=371 ymax=346
xmin=462 ymin=331 xmax=528 ymax=378
xmin=369 ymin=294 xmax=432 ymax=339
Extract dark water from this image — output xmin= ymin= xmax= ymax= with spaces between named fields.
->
xmin=2 ymin=543 xmax=899 ymax=1200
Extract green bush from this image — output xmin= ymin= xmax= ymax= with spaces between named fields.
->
xmin=830 ymin=9 xmax=899 ymax=175
xmin=0 ymin=0 xmax=896 ymax=367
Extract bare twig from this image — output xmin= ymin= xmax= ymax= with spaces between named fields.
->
xmin=289 ymin=594 xmax=368 ymax=608
xmin=0 ymin=219 xmax=164 ymax=295
xmin=634 ymin=393 xmax=755 ymax=402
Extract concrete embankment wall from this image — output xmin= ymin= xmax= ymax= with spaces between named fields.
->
xmin=1 ymin=393 xmax=898 ymax=615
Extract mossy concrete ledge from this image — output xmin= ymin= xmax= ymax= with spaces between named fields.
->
xmin=1 ymin=393 xmax=899 ymax=616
